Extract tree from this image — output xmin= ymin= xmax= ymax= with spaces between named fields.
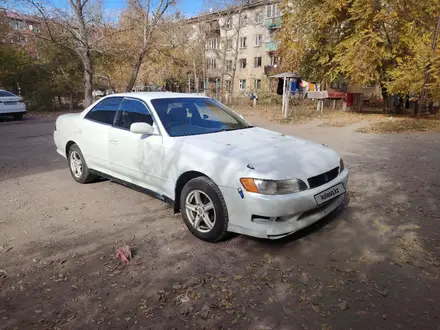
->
xmin=124 ymin=0 xmax=176 ymax=92
xmin=277 ymin=0 xmax=440 ymax=106
xmin=25 ymin=0 xmax=114 ymax=106
xmin=37 ymin=39 xmax=83 ymax=109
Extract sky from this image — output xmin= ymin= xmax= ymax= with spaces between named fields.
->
xmin=12 ymin=0 xmax=209 ymax=19
xmin=102 ymin=0 xmax=207 ymax=18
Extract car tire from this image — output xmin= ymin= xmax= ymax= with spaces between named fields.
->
xmin=180 ymin=176 xmax=229 ymax=242
xmin=67 ymin=144 xmax=96 ymax=184
xmin=13 ymin=113 xmax=23 ymax=121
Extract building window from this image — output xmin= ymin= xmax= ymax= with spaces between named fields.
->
xmin=207 ymin=58 xmax=217 ymax=69
xmin=226 ymin=60 xmax=233 ymax=71
xmin=255 ymin=11 xmax=263 ymax=24
xmin=225 ymin=80 xmax=232 ymax=92
xmin=225 ymin=18 xmax=232 ymax=29
xmin=207 ymin=38 xmax=219 ymax=50
xmin=9 ymin=20 xmax=26 ymax=30
xmin=226 ymin=38 xmax=233 ymax=50
xmin=254 ymin=79 xmax=261 ymax=90
xmin=12 ymin=35 xmax=26 ymax=43
xmin=239 ymin=79 xmax=246 ymax=90
xmin=254 ymin=57 xmax=262 ymax=68
xmin=266 ymin=4 xmax=280 ymax=18
xmin=240 ymin=14 xmax=248 ymax=26
xmin=239 ymin=58 xmax=247 ymax=69
xmin=254 ymin=34 xmax=262 ymax=47
xmin=239 ymin=37 xmax=247 ymax=49
xmin=270 ymin=55 xmax=280 ymax=67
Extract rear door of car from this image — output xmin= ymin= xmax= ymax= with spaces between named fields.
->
xmin=108 ymin=97 xmax=166 ymax=194
xmin=79 ymin=97 xmax=123 ymax=174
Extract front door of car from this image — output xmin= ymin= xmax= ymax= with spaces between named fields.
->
xmin=79 ymin=96 xmax=123 ymax=175
xmin=108 ymin=97 xmax=166 ymax=194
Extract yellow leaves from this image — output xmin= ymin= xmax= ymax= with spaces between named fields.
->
xmin=373 ymin=219 xmax=391 ymax=234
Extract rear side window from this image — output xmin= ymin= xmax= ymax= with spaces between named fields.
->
xmin=115 ymin=98 xmax=153 ymax=130
xmin=85 ymin=97 xmax=123 ymax=125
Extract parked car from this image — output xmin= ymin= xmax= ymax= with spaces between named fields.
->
xmin=54 ymin=93 xmax=348 ymax=242
xmin=0 ymin=89 xmax=26 ymax=120
xmin=92 ymin=90 xmax=105 ymax=98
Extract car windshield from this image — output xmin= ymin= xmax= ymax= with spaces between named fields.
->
xmin=150 ymin=97 xmax=252 ymax=137
xmin=0 ymin=90 xmax=16 ymax=97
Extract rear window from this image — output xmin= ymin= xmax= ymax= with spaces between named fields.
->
xmin=0 ymin=91 xmax=16 ymax=97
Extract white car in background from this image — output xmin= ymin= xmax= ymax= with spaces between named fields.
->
xmin=54 ymin=92 xmax=349 ymax=242
xmin=0 ymin=90 xmax=26 ymax=120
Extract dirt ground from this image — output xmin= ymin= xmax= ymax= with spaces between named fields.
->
xmin=0 ymin=114 xmax=439 ymax=330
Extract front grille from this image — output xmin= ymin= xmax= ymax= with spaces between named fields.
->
xmin=307 ymin=167 xmax=339 ymax=189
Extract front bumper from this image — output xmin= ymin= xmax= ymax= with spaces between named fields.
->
xmin=220 ymin=169 xmax=349 ymax=239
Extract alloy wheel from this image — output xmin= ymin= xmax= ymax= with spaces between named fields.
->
xmin=70 ymin=150 xmax=83 ymax=178
xmin=185 ymin=190 xmax=216 ymax=233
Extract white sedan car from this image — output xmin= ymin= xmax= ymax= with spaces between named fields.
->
xmin=0 ymin=89 xmax=26 ymax=120
xmin=54 ymin=92 xmax=349 ymax=242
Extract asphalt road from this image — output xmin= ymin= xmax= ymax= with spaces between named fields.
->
xmin=0 ymin=117 xmax=65 ymax=182
xmin=1 ymin=114 xmax=439 ymax=329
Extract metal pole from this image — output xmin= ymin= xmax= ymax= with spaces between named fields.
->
xmin=418 ymin=13 xmax=440 ymax=119
xmin=282 ymin=77 xmax=287 ymax=118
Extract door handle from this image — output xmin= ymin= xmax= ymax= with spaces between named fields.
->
xmin=109 ymin=139 xmax=119 ymax=145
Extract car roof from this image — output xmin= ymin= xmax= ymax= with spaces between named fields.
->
xmin=106 ymin=92 xmax=209 ymax=102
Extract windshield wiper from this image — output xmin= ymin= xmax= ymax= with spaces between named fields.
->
xmin=219 ymin=126 xmax=254 ymax=132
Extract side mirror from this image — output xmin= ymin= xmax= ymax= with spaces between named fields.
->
xmin=203 ymin=114 xmax=209 ymax=119
xmin=130 ymin=122 xmax=154 ymax=135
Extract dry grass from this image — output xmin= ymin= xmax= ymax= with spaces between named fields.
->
xmin=232 ymin=103 xmax=326 ymax=124
xmin=232 ymin=103 xmax=440 ymax=133
xmin=233 ymin=103 xmax=387 ymax=126
xmin=358 ymin=117 xmax=440 ymax=133
xmin=319 ymin=112 xmax=387 ymax=127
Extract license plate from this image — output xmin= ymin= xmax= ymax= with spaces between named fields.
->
xmin=314 ymin=183 xmax=345 ymax=205
xmin=4 ymin=101 xmax=17 ymax=105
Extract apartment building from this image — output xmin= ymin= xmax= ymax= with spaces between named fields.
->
xmin=0 ymin=9 xmax=41 ymax=56
xmin=189 ymin=0 xmax=282 ymax=97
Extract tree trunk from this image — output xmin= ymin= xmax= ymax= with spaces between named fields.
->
xmin=57 ymin=95 xmax=62 ymax=109
xmin=70 ymin=92 xmax=74 ymax=110
xmin=126 ymin=50 xmax=146 ymax=92
xmin=83 ymin=51 xmax=93 ymax=107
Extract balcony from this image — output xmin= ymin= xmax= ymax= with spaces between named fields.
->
xmin=264 ymin=65 xmax=275 ymax=75
xmin=205 ymin=20 xmax=220 ymax=33
xmin=264 ymin=17 xmax=281 ymax=29
xmin=265 ymin=41 xmax=278 ymax=52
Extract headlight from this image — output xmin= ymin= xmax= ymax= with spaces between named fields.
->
xmin=240 ymin=178 xmax=308 ymax=195
xmin=340 ymin=158 xmax=345 ymax=173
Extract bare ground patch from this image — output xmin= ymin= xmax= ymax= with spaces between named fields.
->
xmin=1 ymin=117 xmax=440 ymax=329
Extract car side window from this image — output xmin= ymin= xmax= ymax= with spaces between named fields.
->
xmin=84 ymin=97 xmax=123 ymax=125
xmin=115 ymin=98 xmax=153 ymax=130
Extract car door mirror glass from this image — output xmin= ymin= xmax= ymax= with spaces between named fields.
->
xmin=130 ymin=122 xmax=154 ymax=135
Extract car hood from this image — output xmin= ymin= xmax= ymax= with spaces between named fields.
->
xmin=177 ymin=127 xmax=341 ymax=181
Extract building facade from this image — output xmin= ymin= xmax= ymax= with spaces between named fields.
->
xmin=0 ymin=9 xmax=41 ymax=56
xmin=188 ymin=0 xmax=282 ymax=99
